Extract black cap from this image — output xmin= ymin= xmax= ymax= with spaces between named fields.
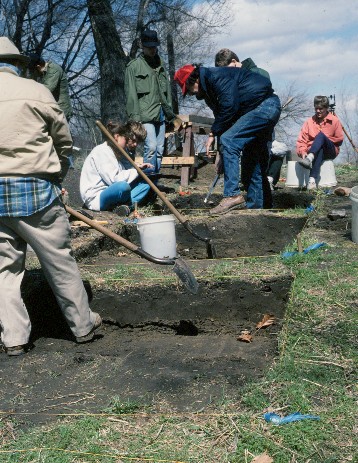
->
xmin=141 ymin=29 xmax=160 ymax=48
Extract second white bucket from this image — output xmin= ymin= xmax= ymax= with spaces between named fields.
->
xmin=285 ymin=160 xmax=337 ymax=188
xmin=137 ymin=214 xmax=177 ymax=259
xmin=350 ymin=186 xmax=358 ymax=244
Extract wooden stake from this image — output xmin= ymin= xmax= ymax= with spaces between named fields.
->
xmin=297 ymin=234 xmax=303 ymax=253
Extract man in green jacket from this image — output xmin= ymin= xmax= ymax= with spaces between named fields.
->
xmin=29 ymin=55 xmax=74 ymax=167
xmin=214 ymin=48 xmax=270 ymax=79
xmin=125 ymin=29 xmax=182 ymax=173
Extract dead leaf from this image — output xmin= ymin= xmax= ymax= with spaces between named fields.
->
xmin=251 ymin=453 xmax=273 ymax=463
xmin=237 ymin=330 xmax=253 ymax=343
xmin=256 ymin=314 xmax=275 ymax=330
xmin=117 ymin=251 xmax=128 ymax=257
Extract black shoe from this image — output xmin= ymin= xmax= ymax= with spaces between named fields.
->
xmin=112 ymin=205 xmax=131 ymax=217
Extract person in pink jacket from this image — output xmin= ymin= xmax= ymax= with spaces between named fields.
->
xmin=296 ymin=95 xmax=344 ymax=190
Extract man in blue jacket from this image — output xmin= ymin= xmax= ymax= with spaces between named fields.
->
xmin=174 ymin=64 xmax=281 ymax=214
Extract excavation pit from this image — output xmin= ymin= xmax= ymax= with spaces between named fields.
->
xmin=73 ymin=212 xmax=307 ymax=261
xmin=0 ymin=271 xmax=292 ymax=426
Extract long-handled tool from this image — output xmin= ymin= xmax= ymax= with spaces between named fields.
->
xmin=65 ymin=206 xmax=199 ymax=294
xmin=96 ymin=120 xmax=216 ymax=259
xmin=204 ymin=174 xmax=220 ymax=204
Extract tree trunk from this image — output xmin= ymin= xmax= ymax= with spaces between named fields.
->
xmin=167 ymin=32 xmax=178 ymax=114
xmin=87 ymin=0 xmax=127 ymax=124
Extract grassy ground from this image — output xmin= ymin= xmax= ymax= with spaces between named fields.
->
xmin=1 ymin=168 xmax=357 ymax=463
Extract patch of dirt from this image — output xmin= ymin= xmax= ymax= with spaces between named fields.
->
xmin=0 ymin=160 xmax=355 ymax=428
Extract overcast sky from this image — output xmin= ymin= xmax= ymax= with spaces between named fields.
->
xmin=212 ymin=0 xmax=358 ymax=109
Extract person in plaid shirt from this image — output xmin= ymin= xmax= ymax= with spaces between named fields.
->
xmin=0 ymin=37 xmax=102 ymax=356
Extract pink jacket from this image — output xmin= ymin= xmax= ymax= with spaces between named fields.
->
xmin=296 ymin=112 xmax=344 ymax=157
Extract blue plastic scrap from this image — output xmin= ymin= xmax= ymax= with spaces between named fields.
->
xmin=264 ymin=412 xmax=320 ymax=425
xmin=281 ymin=242 xmax=327 ymax=259
xmin=304 ymin=204 xmax=315 ymax=213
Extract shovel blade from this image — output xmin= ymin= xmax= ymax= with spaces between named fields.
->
xmin=173 ymin=258 xmax=199 ymax=294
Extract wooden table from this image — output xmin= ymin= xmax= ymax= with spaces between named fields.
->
xmin=163 ymin=114 xmax=215 ymax=188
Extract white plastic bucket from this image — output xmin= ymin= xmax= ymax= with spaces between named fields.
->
xmin=350 ymin=186 xmax=358 ymax=244
xmin=137 ymin=214 xmax=177 ymax=258
xmin=285 ymin=160 xmax=337 ymax=188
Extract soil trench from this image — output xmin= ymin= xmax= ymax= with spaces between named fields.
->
xmin=1 ymin=275 xmax=292 ymax=427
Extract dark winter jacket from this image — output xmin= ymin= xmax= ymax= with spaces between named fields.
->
xmin=198 ymin=66 xmax=274 ymax=136
xmin=241 ymin=57 xmax=270 ymax=80
xmin=125 ymin=54 xmax=175 ymax=123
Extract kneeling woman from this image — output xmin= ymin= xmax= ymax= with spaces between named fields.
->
xmin=80 ymin=121 xmax=154 ymax=214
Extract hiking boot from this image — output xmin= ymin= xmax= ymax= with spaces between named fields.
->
xmin=334 ymin=186 xmax=351 ymax=197
xmin=209 ymin=194 xmax=246 ymax=215
xmin=298 ymin=157 xmax=312 ymax=169
xmin=6 ymin=345 xmax=26 ymax=356
xmin=307 ymin=179 xmax=317 ymax=191
xmin=113 ymin=205 xmax=131 ymax=217
xmin=76 ymin=313 xmax=102 ymax=343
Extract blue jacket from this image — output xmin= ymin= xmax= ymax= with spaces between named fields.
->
xmin=198 ymin=67 xmax=274 ymax=136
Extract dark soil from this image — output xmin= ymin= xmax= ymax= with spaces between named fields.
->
xmin=0 ymin=160 xmax=355 ymax=428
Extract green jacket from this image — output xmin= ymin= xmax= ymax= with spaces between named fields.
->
xmin=125 ymin=54 xmax=175 ymax=123
xmin=242 ymin=57 xmax=270 ymax=80
xmin=40 ymin=61 xmax=73 ymax=120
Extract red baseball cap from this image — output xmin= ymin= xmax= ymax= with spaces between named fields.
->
xmin=174 ymin=64 xmax=195 ymax=95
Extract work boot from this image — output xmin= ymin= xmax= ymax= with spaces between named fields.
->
xmin=209 ymin=194 xmax=246 ymax=215
xmin=334 ymin=186 xmax=351 ymax=197
xmin=6 ymin=345 xmax=26 ymax=356
xmin=76 ymin=313 xmax=102 ymax=343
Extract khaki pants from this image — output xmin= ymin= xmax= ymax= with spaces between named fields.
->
xmin=0 ymin=199 xmax=96 ymax=347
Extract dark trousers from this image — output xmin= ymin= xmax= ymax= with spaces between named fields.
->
xmin=309 ymin=132 xmax=336 ymax=181
xmin=267 ymin=155 xmax=284 ymax=185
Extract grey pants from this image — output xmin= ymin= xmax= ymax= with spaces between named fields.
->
xmin=0 ymin=199 xmax=96 ymax=347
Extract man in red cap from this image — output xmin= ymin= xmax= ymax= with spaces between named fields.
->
xmin=174 ymin=64 xmax=281 ymax=214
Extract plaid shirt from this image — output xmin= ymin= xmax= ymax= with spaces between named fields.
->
xmin=0 ymin=177 xmax=61 ymax=217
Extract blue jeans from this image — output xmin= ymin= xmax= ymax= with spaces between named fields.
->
xmin=309 ymin=132 xmax=336 ymax=181
xmin=143 ymin=121 xmax=166 ymax=173
xmin=241 ymin=139 xmax=273 ymax=208
xmin=99 ymin=179 xmax=151 ymax=210
xmin=220 ymin=95 xmax=281 ymax=208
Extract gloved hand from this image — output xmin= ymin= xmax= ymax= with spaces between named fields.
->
xmin=173 ymin=116 xmax=184 ymax=132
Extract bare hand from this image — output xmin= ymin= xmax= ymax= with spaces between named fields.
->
xmin=138 ymin=162 xmax=154 ymax=169
xmin=206 ymin=135 xmax=215 ymax=156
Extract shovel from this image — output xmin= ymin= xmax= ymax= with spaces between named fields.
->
xmin=96 ymin=120 xmax=216 ymax=259
xmin=204 ymin=174 xmax=220 ymax=204
xmin=65 ymin=205 xmax=199 ymax=294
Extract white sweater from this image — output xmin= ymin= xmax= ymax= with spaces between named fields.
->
xmin=80 ymin=142 xmax=138 ymax=211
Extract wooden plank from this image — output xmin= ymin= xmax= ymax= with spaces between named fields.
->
xmin=179 ymin=114 xmax=214 ymax=126
xmin=136 ymin=156 xmax=195 ymax=166
xmin=162 ymin=156 xmax=195 ymax=166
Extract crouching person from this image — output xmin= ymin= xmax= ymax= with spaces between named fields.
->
xmin=0 ymin=37 xmax=101 ymax=356
xmin=80 ymin=121 xmax=155 ymax=216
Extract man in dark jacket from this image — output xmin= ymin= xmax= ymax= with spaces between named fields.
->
xmin=125 ymin=29 xmax=182 ymax=173
xmin=215 ymin=48 xmax=273 ymax=208
xmin=174 ymin=64 xmax=281 ymax=214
